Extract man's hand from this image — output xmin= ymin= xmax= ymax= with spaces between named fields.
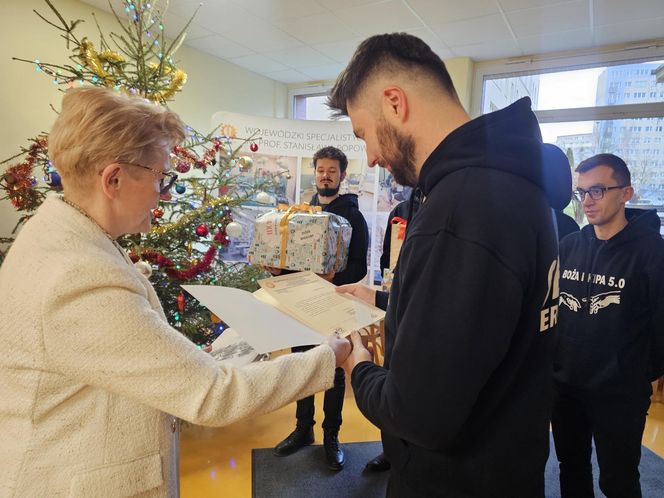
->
xmin=336 ymin=282 xmax=376 ymax=306
xmin=263 ymin=266 xmax=282 ymax=276
xmin=323 ymin=333 xmax=352 ymax=367
xmin=343 ymin=331 xmax=374 ymax=375
xmin=318 ymin=270 xmax=336 ymax=282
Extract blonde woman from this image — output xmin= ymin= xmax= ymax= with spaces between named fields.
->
xmin=0 ymin=87 xmax=350 ymax=497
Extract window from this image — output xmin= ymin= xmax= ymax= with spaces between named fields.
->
xmin=289 ymin=87 xmax=334 ymax=121
xmin=474 ymin=50 xmax=664 ymax=232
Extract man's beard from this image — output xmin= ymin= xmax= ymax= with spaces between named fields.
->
xmin=378 ymin=118 xmax=417 ymax=187
xmin=316 ymin=184 xmax=341 ymax=197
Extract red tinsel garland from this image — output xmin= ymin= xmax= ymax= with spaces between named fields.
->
xmin=173 ymin=139 xmax=222 ymax=173
xmin=130 ymin=229 xmax=230 ymax=280
xmin=1 ymin=136 xmax=49 ymax=210
xmin=132 ymin=245 xmax=216 ymax=280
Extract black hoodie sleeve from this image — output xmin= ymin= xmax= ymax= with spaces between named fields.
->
xmin=333 ymin=209 xmax=369 ymax=286
xmin=648 ymin=257 xmax=664 ymax=381
xmin=380 ymin=216 xmax=392 ymax=273
xmin=351 ymin=229 xmax=524 ymax=451
xmin=375 ymin=291 xmax=389 ymax=311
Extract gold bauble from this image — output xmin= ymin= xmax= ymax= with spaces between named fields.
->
xmin=238 ymin=156 xmax=253 ymax=172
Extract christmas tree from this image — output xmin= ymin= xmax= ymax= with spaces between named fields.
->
xmin=0 ymin=0 xmax=289 ymax=344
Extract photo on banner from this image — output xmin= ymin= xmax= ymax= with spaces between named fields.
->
xmin=377 ymin=167 xmax=412 ymax=212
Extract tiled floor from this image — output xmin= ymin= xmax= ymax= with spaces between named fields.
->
xmin=180 ymin=382 xmax=664 ymax=497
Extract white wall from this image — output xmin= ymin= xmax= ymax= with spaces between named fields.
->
xmin=287 ymin=56 xmax=475 ymax=114
xmin=0 ymin=0 xmax=288 ymax=240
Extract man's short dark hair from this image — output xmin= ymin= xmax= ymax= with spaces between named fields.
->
xmin=576 ymin=153 xmax=631 ymax=186
xmin=313 ymin=146 xmax=348 ymax=173
xmin=328 ymin=33 xmax=459 ymax=118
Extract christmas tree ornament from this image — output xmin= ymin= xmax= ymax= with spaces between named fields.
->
xmin=152 ymin=207 xmax=164 ymax=218
xmin=3 ymin=172 xmax=17 ymax=185
xmin=177 ymin=290 xmax=185 ymax=312
xmin=134 ymin=260 xmax=152 ymax=277
xmin=218 ymin=185 xmax=229 ymax=195
xmin=256 ymin=191 xmax=272 ymax=204
xmin=249 ymin=142 xmax=258 ymax=152
xmin=44 ymin=171 xmax=62 ymax=187
xmin=195 ymin=223 xmax=209 ymax=237
xmin=225 ymin=221 xmax=243 ymax=238
xmin=238 ymin=156 xmax=253 ymax=172
xmin=175 ymin=162 xmax=191 ymax=173
xmin=175 ymin=183 xmax=186 ymax=194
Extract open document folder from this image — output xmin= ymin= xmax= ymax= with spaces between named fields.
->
xmin=182 ymin=272 xmax=385 ymax=354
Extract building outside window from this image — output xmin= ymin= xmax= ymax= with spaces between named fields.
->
xmin=475 ymin=54 xmax=664 ymax=232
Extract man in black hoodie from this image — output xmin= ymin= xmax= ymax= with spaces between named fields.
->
xmin=329 ymin=33 xmax=571 ymax=497
xmin=552 ymin=153 xmax=664 ymax=498
xmin=272 ymin=146 xmax=369 ymax=471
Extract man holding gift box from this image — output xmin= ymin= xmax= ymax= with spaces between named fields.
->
xmin=272 ymin=146 xmax=369 ymax=470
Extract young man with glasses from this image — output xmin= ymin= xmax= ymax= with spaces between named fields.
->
xmin=553 ymin=153 xmax=664 ymax=497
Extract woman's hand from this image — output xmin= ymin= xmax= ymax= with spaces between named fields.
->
xmin=323 ymin=333 xmax=352 ymax=367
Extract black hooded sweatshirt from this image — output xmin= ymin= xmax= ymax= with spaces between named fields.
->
xmin=554 ymin=208 xmax=664 ymax=397
xmin=310 ymin=193 xmax=369 ymax=286
xmin=351 ymin=98 xmax=570 ymax=497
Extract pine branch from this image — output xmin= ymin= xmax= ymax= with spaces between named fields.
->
xmin=91 ymin=12 xmax=112 ymax=52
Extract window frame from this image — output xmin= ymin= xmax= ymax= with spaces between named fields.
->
xmin=470 ymin=43 xmax=664 ymax=123
xmin=287 ymin=84 xmax=333 ymax=120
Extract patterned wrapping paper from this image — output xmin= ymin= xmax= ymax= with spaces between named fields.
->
xmin=248 ymin=205 xmax=352 ymax=273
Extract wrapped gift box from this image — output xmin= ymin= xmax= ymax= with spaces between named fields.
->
xmin=248 ymin=205 xmax=352 ymax=274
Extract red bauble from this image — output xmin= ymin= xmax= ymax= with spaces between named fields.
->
xmin=175 ymin=162 xmax=191 ymax=173
xmin=249 ymin=142 xmax=258 ymax=152
xmin=152 ymin=208 xmax=164 ymax=218
xmin=218 ymin=185 xmax=229 ymax=195
xmin=195 ymin=224 xmax=209 ymax=237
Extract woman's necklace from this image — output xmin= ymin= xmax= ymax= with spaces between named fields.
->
xmin=61 ymin=196 xmax=116 ymax=241
xmin=61 ymin=196 xmax=128 ymax=260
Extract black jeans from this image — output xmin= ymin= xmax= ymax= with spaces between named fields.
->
xmin=551 ymin=383 xmax=651 ymax=498
xmin=292 ymin=345 xmax=345 ymax=432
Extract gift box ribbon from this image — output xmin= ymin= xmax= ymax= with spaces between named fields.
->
xmin=277 ymin=203 xmax=322 ymax=268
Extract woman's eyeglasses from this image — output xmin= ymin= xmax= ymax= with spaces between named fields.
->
xmin=118 ymin=162 xmax=178 ymax=195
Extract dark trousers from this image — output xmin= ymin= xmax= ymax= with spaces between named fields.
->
xmin=551 ymin=383 xmax=651 ymax=498
xmin=292 ymin=345 xmax=345 ymax=432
